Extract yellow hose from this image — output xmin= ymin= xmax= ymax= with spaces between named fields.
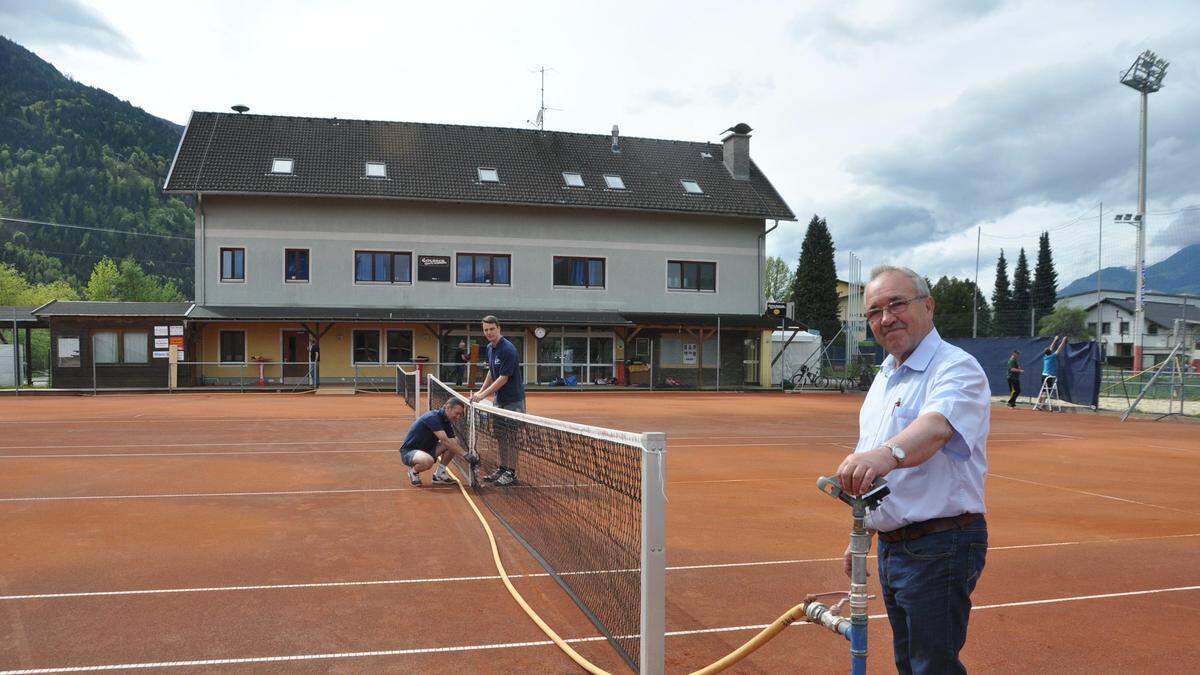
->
xmin=448 ymin=467 xmax=811 ymax=674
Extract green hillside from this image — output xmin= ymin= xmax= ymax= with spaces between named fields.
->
xmin=0 ymin=35 xmax=192 ymax=295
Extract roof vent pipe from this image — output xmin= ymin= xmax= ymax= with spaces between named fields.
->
xmin=611 ymin=125 xmax=620 ymax=154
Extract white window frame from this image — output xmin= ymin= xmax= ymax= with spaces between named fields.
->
xmin=218 ymin=330 xmax=248 ymax=365
xmin=92 ymin=331 xmax=119 ymax=365
xmin=122 ymin=331 xmax=149 ymax=364
xmin=384 ymin=329 xmax=416 ymax=365
xmin=477 ymin=167 xmax=500 ymax=183
xmin=351 ymin=329 xmax=383 ymax=365
xmin=562 ymin=171 xmax=584 ymax=187
xmin=283 ymin=247 xmax=311 ymax=284
xmin=552 ymin=255 xmax=608 ymax=291
xmin=603 ymin=174 xmax=626 ymax=190
xmin=353 ymin=250 xmax=413 ymax=285
xmin=57 ymin=336 xmax=81 ymax=368
xmin=219 ymin=247 xmax=247 ymax=284
xmin=666 ymin=258 xmax=718 ymax=294
xmin=365 ymin=161 xmax=387 ymax=178
xmin=680 ymin=179 xmax=703 ymax=194
xmin=454 ymin=252 xmax=513 ymax=287
xmin=270 ymin=158 xmax=294 ymax=174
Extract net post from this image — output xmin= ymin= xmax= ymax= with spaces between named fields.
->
xmin=639 ymin=431 xmax=666 ymax=675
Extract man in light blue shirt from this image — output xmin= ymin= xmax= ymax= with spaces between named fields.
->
xmin=834 ymin=266 xmax=991 ymax=675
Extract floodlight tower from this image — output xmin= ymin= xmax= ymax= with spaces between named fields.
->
xmin=1120 ymin=50 xmax=1168 ymax=372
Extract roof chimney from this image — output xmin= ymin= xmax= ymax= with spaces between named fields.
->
xmin=721 ymin=122 xmax=752 ymax=180
xmin=611 ymin=124 xmax=621 ymax=154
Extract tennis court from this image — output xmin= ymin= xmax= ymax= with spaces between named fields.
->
xmin=1 ymin=390 xmax=1197 ymax=673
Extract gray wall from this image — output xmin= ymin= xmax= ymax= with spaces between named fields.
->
xmin=196 ymin=196 xmax=765 ymax=314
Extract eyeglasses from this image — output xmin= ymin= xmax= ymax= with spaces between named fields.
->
xmin=864 ymin=295 xmax=928 ymax=323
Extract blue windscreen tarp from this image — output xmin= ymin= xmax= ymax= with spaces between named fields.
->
xmin=945 ymin=337 xmax=1100 ymax=407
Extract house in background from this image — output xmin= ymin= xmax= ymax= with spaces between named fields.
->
xmin=1057 ymin=289 xmax=1200 ymax=367
xmin=37 ymin=113 xmax=795 ymax=390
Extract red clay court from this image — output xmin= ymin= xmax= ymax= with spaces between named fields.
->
xmin=1 ymin=391 xmax=1197 ymax=673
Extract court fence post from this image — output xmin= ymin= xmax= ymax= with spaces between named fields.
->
xmin=639 ymin=431 xmax=666 ymax=675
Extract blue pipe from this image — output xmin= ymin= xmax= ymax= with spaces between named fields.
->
xmin=850 ymin=622 xmax=867 ymax=675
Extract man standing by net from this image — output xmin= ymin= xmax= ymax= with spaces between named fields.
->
xmin=1006 ymin=349 xmax=1024 ymax=407
xmin=470 ymin=315 xmax=525 ymax=486
xmin=400 ymin=397 xmax=471 ymax=486
xmin=832 ymin=265 xmax=990 ymax=675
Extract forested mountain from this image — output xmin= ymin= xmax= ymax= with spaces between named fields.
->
xmin=1058 ymin=244 xmax=1200 ymax=297
xmin=0 ymin=35 xmax=192 ymax=295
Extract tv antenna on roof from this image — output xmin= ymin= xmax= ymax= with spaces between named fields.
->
xmin=527 ymin=66 xmax=561 ymax=130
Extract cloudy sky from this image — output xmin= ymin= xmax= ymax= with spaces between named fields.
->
xmin=3 ymin=0 xmax=1198 ymax=294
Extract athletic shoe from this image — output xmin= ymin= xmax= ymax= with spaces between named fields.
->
xmin=482 ymin=466 xmax=507 ymax=483
xmin=432 ymin=473 xmax=456 ymax=485
xmin=408 ymin=468 xmax=421 ymax=486
xmin=495 ymin=470 xmax=517 ymax=487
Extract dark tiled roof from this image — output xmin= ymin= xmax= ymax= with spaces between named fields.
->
xmin=32 ymin=301 xmax=194 ymax=317
xmin=164 ymin=112 xmax=795 ymax=220
xmin=189 ymin=305 xmax=631 ymax=326
xmin=1097 ymin=299 xmax=1200 ymax=328
xmin=0 ymin=306 xmax=43 ymax=325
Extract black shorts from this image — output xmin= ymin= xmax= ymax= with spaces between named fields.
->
xmin=1041 ymin=375 xmax=1056 ymax=389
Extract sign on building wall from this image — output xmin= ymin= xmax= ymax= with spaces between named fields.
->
xmin=418 ymin=255 xmax=451 ymax=282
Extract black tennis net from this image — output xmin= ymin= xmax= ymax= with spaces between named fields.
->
xmin=426 ymin=375 xmax=666 ymax=673
xmin=396 ymin=366 xmax=419 ymax=417
xmin=427 ymin=375 xmax=476 ymax=486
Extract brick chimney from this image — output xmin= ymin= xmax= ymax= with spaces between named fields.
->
xmin=721 ymin=122 xmax=753 ymax=180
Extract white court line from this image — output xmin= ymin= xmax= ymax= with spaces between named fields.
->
xmin=0 ymin=487 xmax=412 ymax=503
xmin=4 ymin=532 xmax=1195 ymax=602
xmin=990 ymin=473 xmax=1197 ymax=514
xmin=0 ymin=416 xmax=403 ymax=426
xmin=0 ymin=439 xmax=402 ymax=451
xmin=1040 ymin=432 xmax=1083 ymax=439
xmin=0 ymin=450 xmax=394 ymax=459
xmin=2 ymin=586 xmax=1197 ymax=673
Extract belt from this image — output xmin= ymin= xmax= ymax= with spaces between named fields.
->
xmin=878 ymin=513 xmax=982 ymax=543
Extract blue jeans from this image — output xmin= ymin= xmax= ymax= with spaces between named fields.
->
xmin=877 ymin=518 xmax=988 ymax=674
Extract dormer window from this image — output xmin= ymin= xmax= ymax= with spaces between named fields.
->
xmin=271 ymin=158 xmax=294 ymax=174
xmin=604 ymin=175 xmax=626 ymax=190
xmin=478 ymin=167 xmax=500 ymax=183
xmin=681 ymin=179 xmax=703 ymax=194
xmin=365 ymin=162 xmax=387 ymax=178
xmin=562 ymin=172 xmax=584 ymax=187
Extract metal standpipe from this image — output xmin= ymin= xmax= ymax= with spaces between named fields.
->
xmin=815 ymin=476 xmax=891 ymax=675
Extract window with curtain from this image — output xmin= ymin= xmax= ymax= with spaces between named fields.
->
xmin=552 ymin=256 xmax=605 ymax=288
xmin=220 ymin=248 xmax=245 ymax=281
xmin=456 ymin=254 xmax=511 ymax=285
xmin=355 ymin=251 xmax=411 ymax=283
xmin=93 ymin=331 xmax=118 ymax=364
xmin=667 ymin=260 xmax=716 ymax=292
xmin=284 ymin=249 xmax=309 ymax=282
xmin=123 ymin=332 xmax=148 ymax=363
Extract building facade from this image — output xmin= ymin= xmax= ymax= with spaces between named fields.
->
xmin=123 ymin=112 xmax=796 ymax=390
xmin=1057 ymin=289 xmax=1200 ymax=367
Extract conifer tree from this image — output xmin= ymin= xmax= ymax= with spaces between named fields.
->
xmin=1012 ymin=248 xmax=1032 ymax=336
xmin=992 ymin=250 xmax=1013 ymax=335
xmin=1032 ymin=231 xmax=1059 ymax=325
xmin=788 ymin=215 xmax=841 ymax=340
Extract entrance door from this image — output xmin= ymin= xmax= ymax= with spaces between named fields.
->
xmin=282 ymin=331 xmax=309 ymax=379
xmin=742 ymin=336 xmax=760 ymax=385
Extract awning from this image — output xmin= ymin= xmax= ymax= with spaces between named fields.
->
xmin=188 ymin=305 xmax=632 ymax=327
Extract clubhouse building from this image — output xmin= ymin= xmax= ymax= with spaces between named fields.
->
xmin=33 ymin=113 xmax=796 ymax=390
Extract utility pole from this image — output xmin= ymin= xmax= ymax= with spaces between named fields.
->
xmin=972 ymin=226 xmax=980 ymax=338
xmin=1121 ymin=50 xmax=1169 ymax=372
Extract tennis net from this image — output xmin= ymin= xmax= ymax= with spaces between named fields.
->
xmin=396 ymin=366 xmax=420 ymax=417
xmin=426 ymin=375 xmax=665 ymax=673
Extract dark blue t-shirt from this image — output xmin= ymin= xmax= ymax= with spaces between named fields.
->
xmin=487 ymin=337 xmax=524 ymax=406
xmin=401 ymin=409 xmax=455 ymax=454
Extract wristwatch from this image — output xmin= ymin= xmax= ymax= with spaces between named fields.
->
xmin=882 ymin=442 xmax=906 ymax=468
